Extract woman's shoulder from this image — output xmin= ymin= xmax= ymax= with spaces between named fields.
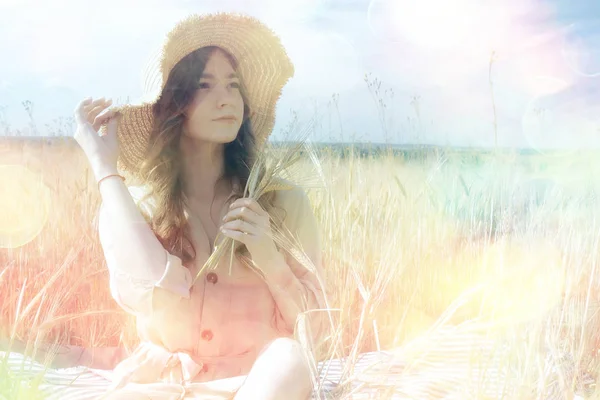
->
xmin=271 ymin=177 xmax=313 ymax=217
xmin=271 ymin=176 xmax=306 ymax=199
xmin=269 ymin=177 xmax=319 ymax=238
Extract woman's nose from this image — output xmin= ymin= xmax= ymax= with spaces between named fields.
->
xmin=215 ymin=85 xmax=236 ymax=104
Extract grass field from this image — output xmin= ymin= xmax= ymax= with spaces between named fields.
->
xmin=1 ymin=134 xmax=600 ymax=398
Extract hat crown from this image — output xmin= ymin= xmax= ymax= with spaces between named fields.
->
xmin=159 ymin=13 xmax=294 ymax=90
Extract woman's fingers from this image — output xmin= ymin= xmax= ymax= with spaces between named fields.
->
xmin=74 ymin=98 xmax=93 ymax=125
xmin=220 ymin=229 xmax=251 ymax=243
xmin=82 ymin=98 xmax=106 ymax=116
xmin=224 ymin=200 xmax=270 ymax=229
xmin=221 ymin=219 xmax=259 ymax=236
xmin=87 ymin=100 xmax=112 ymax=125
xmin=92 ymin=109 xmax=116 ymax=132
xmin=87 ymin=105 xmax=107 ymax=124
xmin=229 ymin=198 xmax=268 ymax=217
xmin=224 ymin=205 xmax=259 ymax=223
xmin=83 ymin=97 xmax=106 ymax=110
xmin=75 ymin=98 xmax=111 ymax=127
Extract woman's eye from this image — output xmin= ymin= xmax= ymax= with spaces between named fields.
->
xmin=198 ymin=82 xmax=239 ymax=89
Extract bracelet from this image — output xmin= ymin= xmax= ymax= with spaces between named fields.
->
xmin=97 ymin=174 xmax=126 ymax=190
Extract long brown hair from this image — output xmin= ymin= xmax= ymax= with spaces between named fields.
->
xmin=137 ymin=46 xmax=284 ymax=269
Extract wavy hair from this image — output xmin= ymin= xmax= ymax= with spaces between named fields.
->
xmin=137 ymin=46 xmax=285 ymax=269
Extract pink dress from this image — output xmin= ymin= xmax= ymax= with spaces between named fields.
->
xmin=97 ymin=177 xmax=327 ymax=398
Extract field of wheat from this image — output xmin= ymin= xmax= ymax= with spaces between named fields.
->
xmin=1 ymin=135 xmax=600 ymax=398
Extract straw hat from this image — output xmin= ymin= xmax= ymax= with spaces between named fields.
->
xmin=106 ymin=12 xmax=294 ymax=180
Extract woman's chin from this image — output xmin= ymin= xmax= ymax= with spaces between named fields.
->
xmin=211 ymin=127 xmax=240 ymax=143
xmin=222 ymin=132 xmax=241 ymax=144
xmin=221 ymin=135 xmax=238 ymax=144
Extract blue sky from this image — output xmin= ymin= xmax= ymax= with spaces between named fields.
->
xmin=0 ymin=0 xmax=599 ymax=149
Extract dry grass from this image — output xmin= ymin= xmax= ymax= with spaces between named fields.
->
xmin=1 ymin=135 xmax=600 ymax=399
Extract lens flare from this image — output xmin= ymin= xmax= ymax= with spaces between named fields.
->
xmin=0 ymin=165 xmax=52 ymax=249
xmin=521 ymin=75 xmax=598 ymax=157
xmin=561 ymin=21 xmax=600 ymax=78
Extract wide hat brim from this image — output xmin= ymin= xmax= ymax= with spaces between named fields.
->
xmin=105 ymin=12 xmax=294 ymax=180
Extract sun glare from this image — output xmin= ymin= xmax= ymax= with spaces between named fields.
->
xmin=0 ymin=165 xmax=52 ymax=249
xmin=368 ymin=0 xmax=479 ymax=50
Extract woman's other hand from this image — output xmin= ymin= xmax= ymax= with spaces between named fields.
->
xmin=73 ymin=97 xmax=120 ymax=180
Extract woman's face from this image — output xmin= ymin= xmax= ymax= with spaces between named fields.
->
xmin=182 ymin=49 xmax=245 ymax=143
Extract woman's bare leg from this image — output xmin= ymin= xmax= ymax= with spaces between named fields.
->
xmin=234 ymin=337 xmax=313 ymax=400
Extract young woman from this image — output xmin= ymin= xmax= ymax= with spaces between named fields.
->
xmin=74 ymin=13 xmax=327 ymax=400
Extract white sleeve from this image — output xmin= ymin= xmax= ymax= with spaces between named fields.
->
xmin=98 ymin=185 xmax=192 ymax=317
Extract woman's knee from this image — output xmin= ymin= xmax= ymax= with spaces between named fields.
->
xmin=249 ymin=338 xmax=312 ymax=399
xmin=260 ymin=337 xmax=309 ymax=367
xmin=254 ymin=337 xmax=313 ymax=386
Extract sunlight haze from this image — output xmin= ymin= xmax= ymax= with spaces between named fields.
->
xmin=0 ymin=0 xmax=598 ymax=149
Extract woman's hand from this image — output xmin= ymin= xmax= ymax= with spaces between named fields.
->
xmin=220 ymin=198 xmax=279 ymax=267
xmin=73 ymin=97 xmax=120 ymax=180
